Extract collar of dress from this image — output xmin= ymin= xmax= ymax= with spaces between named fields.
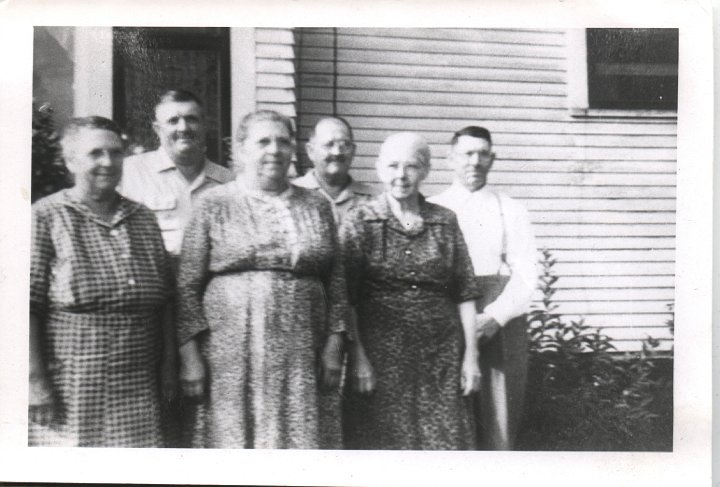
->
xmin=62 ymin=189 xmax=140 ymax=228
xmin=363 ymin=192 xmax=449 ymax=236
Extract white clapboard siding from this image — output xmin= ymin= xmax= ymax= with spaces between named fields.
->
xmin=295 ymin=28 xmax=676 ymax=351
xmin=255 ymin=28 xmax=296 ymax=117
xmin=347 ymin=129 xmax=677 ymax=148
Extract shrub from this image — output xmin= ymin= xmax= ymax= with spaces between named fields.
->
xmin=32 ymin=101 xmax=70 ymax=202
xmin=517 ymin=249 xmax=673 ymax=451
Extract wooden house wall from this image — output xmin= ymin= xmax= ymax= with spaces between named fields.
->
xmin=294 ymin=28 xmax=676 ymax=351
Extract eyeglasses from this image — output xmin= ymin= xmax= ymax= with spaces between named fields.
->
xmin=319 ymin=140 xmax=356 ymax=153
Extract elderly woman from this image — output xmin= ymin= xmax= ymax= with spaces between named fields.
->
xmin=341 ymin=132 xmax=481 ymax=450
xmin=29 ymin=116 xmax=175 ymax=447
xmin=177 ymin=110 xmax=348 ymax=449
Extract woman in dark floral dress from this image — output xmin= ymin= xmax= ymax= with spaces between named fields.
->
xmin=341 ymin=132 xmax=482 ymax=450
xmin=176 ymin=110 xmax=348 ymax=448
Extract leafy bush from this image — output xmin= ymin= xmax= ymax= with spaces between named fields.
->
xmin=32 ymin=101 xmax=70 ymax=202
xmin=517 ymin=249 xmax=673 ymax=451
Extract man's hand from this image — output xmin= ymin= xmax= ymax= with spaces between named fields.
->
xmin=476 ymin=313 xmax=501 ymax=344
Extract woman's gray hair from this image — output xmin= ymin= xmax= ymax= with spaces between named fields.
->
xmin=61 ymin=116 xmax=124 ymax=159
xmin=378 ymin=132 xmax=431 ymax=169
xmin=235 ymin=110 xmax=295 ymax=144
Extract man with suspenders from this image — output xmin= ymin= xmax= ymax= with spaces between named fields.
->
xmin=430 ymin=126 xmax=538 ymax=450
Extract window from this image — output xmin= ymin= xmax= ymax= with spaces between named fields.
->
xmin=586 ymin=28 xmax=678 ymax=111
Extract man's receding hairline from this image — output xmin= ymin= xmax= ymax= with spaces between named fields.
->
xmin=310 ymin=116 xmax=354 ymax=141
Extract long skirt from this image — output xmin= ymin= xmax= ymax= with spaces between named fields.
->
xmin=188 ymin=271 xmax=335 ymax=449
xmin=343 ymin=288 xmax=476 ymax=450
xmin=29 ymin=310 xmax=162 ymax=447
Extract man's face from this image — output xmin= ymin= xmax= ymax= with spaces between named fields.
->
xmin=305 ymin=119 xmax=356 ymax=183
xmin=153 ymin=100 xmax=206 ymax=164
xmin=449 ymin=135 xmax=494 ymax=192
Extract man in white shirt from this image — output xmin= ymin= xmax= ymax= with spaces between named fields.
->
xmin=430 ymin=126 xmax=537 ymax=450
xmin=120 ymin=89 xmax=234 ymax=259
xmin=293 ymin=117 xmax=376 ymax=225
xmin=119 ymin=89 xmax=234 ymax=447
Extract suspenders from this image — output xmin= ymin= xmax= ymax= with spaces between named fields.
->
xmin=494 ymin=191 xmax=509 ymax=275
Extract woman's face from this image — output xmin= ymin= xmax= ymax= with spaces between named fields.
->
xmin=237 ymin=120 xmax=295 ymax=188
xmin=376 ymin=143 xmax=428 ymax=201
xmin=65 ymin=128 xmax=124 ymax=198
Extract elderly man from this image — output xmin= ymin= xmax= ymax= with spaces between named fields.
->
xmin=293 ymin=116 xmax=376 ymax=223
xmin=430 ymin=126 xmax=538 ymax=450
xmin=120 ymin=89 xmax=235 ymax=259
xmin=292 ymin=117 xmax=377 ymax=449
xmin=119 ymin=89 xmax=234 ymax=447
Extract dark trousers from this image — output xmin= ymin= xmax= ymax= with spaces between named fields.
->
xmin=473 ymin=275 xmax=529 ymax=450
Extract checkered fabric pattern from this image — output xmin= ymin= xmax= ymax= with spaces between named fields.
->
xmin=31 ymin=190 xmax=173 ymax=316
xmin=29 ymin=311 xmax=162 ymax=447
xmin=29 ymin=190 xmax=173 ymax=447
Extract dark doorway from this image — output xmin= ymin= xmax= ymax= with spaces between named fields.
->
xmin=113 ymin=27 xmax=231 ymax=165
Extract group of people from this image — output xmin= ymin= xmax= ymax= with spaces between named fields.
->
xmin=29 ymin=89 xmax=537 ymax=450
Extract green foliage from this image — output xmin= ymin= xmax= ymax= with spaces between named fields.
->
xmin=517 ymin=248 xmax=673 ymax=451
xmin=32 ymin=102 xmax=70 ymax=202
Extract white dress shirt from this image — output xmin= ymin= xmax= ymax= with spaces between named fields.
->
xmin=430 ymin=182 xmax=538 ymax=326
xmin=119 ymin=149 xmax=235 ymax=255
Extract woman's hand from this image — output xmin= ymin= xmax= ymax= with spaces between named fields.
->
xmin=320 ymin=332 xmax=344 ymax=390
xmin=29 ymin=374 xmax=55 ymax=426
xmin=349 ymin=343 xmax=376 ymax=394
xmin=460 ymin=354 xmax=481 ymax=396
xmin=179 ymin=339 xmax=205 ymax=400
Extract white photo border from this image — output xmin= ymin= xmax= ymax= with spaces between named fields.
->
xmin=0 ymin=1 xmax=713 ymax=486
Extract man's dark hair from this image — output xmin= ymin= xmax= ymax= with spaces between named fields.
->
xmin=154 ymin=89 xmax=204 ymax=118
xmin=309 ymin=116 xmax=354 ymax=141
xmin=450 ymin=126 xmax=492 ymax=146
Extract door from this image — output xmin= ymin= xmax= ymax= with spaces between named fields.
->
xmin=113 ymin=27 xmax=231 ymax=166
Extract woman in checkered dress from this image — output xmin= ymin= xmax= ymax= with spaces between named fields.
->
xmin=29 ymin=117 xmax=175 ymax=447
xmin=177 ymin=110 xmax=348 ymax=448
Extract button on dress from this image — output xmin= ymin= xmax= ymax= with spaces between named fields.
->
xmin=340 ymin=194 xmax=481 ymax=450
xmin=29 ymin=190 xmax=173 ymax=447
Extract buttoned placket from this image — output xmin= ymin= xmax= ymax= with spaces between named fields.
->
xmin=107 ymin=222 xmax=135 ymax=296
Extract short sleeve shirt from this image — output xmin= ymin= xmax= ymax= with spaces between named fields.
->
xmin=119 ymin=149 xmax=235 ymax=255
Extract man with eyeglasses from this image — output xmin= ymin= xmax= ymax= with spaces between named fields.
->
xmin=292 ymin=116 xmax=376 ymax=448
xmin=430 ymin=126 xmax=537 ymax=450
xmin=293 ymin=117 xmax=377 ymax=224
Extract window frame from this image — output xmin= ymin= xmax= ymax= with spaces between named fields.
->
xmin=566 ymin=28 xmax=678 ymax=119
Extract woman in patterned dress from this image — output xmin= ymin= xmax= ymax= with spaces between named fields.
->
xmin=177 ymin=110 xmax=348 ymax=448
xmin=341 ymin=132 xmax=482 ymax=450
xmin=29 ymin=117 xmax=175 ymax=447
